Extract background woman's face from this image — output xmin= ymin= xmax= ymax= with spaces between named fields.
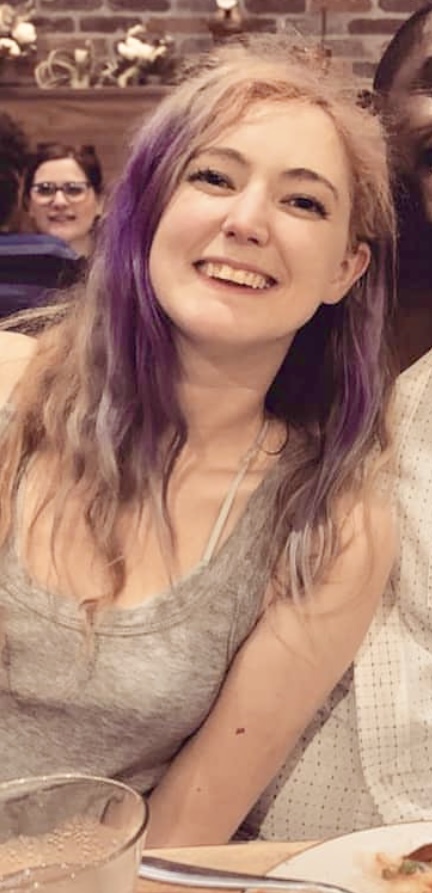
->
xmin=386 ymin=15 xmax=432 ymax=222
xmin=29 ymin=156 xmax=101 ymax=256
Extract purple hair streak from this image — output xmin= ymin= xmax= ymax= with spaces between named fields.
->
xmin=93 ymin=106 xmax=195 ymax=486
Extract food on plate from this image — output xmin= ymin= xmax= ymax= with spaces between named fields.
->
xmin=376 ymin=844 xmax=432 ymax=893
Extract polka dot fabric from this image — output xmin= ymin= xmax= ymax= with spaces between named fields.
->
xmin=243 ymin=350 xmax=432 ymax=840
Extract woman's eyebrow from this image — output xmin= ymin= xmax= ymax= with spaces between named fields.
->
xmin=281 ymin=168 xmax=339 ymax=201
xmin=190 ymin=149 xmax=339 ymax=201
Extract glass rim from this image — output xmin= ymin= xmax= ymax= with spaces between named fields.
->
xmin=0 ymin=773 xmax=149 ymax=888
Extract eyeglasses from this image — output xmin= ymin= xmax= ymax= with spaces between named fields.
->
xmin=30 ymin=181 xmax=91 ymax=204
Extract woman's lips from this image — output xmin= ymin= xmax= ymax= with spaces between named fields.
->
xmin=195 ymin=259 xmax=277 ymax=290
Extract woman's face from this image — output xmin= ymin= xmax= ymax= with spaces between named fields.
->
xmin=28 ymin=156 xmax=102 ymax=256
xmin=149 ymin=100 xmax=369 ymax=359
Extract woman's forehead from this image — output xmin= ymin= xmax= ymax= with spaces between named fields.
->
xmin=206 ymin=98 xmax=341 ymax=146
xmin=194 ymin=100 xmax=354 ymax=210
xmin=35 ymin=157 xmax=85 ymax=180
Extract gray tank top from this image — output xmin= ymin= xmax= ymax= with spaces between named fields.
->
xmin=0 ymin=410 xmax=282 ymax=793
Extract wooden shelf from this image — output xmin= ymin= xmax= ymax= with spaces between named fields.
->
xmin=0 ymin=86 xmax=171 ymax=186
xmin=0 ymin=85 xmax=170 ymax=100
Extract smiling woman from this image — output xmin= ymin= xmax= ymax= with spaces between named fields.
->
xmin=23 ymin=142 xmax=104 ymax=258
xmin=0 ymin=38 xmax=396 ymax=848
xmin=148 ymin=100 xmax=368 ymax=354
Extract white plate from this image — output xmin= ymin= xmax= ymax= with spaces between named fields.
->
xmin=268 ymin=822 xmax=432 ymax=893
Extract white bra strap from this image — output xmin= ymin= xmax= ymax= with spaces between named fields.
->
xmin=201 ymin=419 xmax=269 ymax=564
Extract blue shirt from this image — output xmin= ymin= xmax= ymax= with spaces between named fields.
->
xmin=0 ymin=233 xmax=83 ymax=318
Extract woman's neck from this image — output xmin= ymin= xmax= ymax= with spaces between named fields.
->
xmin=176 ymin=339 xmax=288 ymax=458
xmin=69 ymin=233 xmax=92 ymax=258
xmin=172 ymin=383 xmax=286 ymax=505
xmin=180 ymin=381 xmax=266 ymax=455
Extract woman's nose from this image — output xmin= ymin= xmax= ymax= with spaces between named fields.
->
xmin=51 ymin=188 xmax=68 ymax=207
xmin=221 ymin=190 xmax=270 ymax=246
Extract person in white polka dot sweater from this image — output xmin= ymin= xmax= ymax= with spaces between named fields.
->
xmin=244 ymin=349 xmax=432 ymax=840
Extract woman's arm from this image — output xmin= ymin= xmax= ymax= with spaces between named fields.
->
xmin=146 ymin=498 xmax=397 ymax=846
xmin=0 ymin=331 xmax=36 ymax=406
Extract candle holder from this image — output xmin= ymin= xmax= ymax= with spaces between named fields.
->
xmin=208 ymin=0 xmax=244 ymax=44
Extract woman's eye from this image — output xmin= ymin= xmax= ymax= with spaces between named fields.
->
xmin=283 ymin=195 xmax=329 ymax=218
xmin=187 ymin=168 xmax=233 ymax=190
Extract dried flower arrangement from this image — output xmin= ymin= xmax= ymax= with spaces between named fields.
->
xmin=107 ymin=24 xmax=177 ymax=87
xmin=34 ymin=23 xmax=177 ymax=90
xmin=0 ymin=1 xmax=36 ymax=61
xmin=35 ymin=41 xmax=105 ymax=89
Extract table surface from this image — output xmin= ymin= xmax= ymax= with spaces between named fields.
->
xmin=138 ymin=840 xmax=313 ymax=892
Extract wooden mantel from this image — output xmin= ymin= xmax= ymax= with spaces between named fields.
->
xmin=0 ymin=86 xmax=171 ymax=187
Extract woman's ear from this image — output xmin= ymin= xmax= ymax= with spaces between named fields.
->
xmin=324 ymin=241 xmax=371 ymax=306
xmin=93 ymin=194 xmax=104 ymax=225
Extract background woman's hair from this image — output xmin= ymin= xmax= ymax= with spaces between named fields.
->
xmin=23 ymin=142 xmax=104 ymax=201
xmin=0 ymin=113 xmax=29 ymax=228
xmin=0 ymin=38 xmax=396 ymax=610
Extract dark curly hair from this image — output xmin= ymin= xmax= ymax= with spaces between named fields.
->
xmin=374 ymin=2 xmax=432 ymax=95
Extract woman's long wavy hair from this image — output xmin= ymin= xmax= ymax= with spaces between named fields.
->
xmin=0 ymin=39 xmax=396 ymax=605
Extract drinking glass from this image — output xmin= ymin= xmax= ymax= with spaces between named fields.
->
xmin=0 ymin=774 xmax=148 ymax=892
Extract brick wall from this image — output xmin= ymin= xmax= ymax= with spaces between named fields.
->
xmin=12 ymin=0 xmax=431 ymax=85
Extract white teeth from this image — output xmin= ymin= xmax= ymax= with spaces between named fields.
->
xmin=199 ymin=261 xmax=272 ymax=289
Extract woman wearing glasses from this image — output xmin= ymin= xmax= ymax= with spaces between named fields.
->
xmin=0 ymin=116 xmax=82 ymax=320
xmin=24 ymin=143 xmax=103 ymax=259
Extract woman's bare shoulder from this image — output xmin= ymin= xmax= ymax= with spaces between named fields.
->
xmin=0 ymin=331 xmax=36 ymax=407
